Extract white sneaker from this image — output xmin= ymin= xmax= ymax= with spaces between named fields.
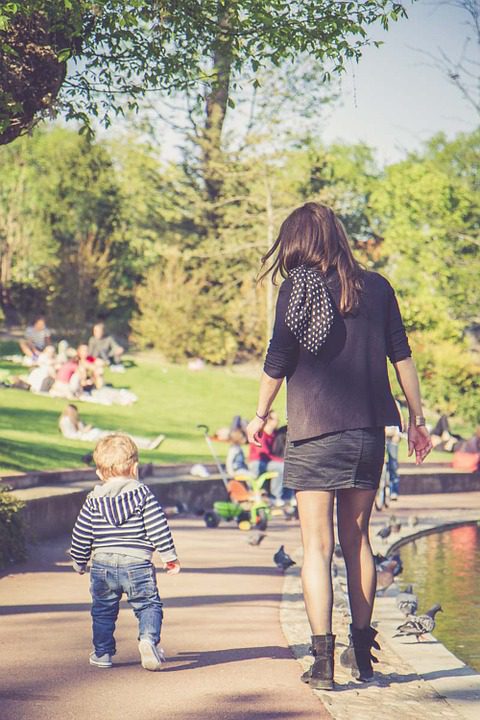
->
xmin=138 ymin=639 xmax=165 ymax=671
xmin=89 ymin=652 xmax=113 ymax=668
xmin=390 ymin=492 xmax=399 ymax=501
xmin=273 ymin=498 xmax=286 ymax=508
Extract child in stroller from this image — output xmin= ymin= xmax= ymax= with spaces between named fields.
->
xmin=200 ymin=424 xmax=276 ymax=530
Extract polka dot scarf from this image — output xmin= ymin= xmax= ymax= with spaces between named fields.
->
xmin=285 ymin=266 xmax=335 ymax=354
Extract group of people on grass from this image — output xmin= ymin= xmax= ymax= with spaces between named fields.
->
xmin=7 ymin=318 xmax=131 ymax=403
xmin=20 ymin=316 xmax=124 ymax=367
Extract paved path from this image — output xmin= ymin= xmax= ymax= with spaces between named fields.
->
xmin=0 ymin=516 xmax=327 ymax=720
xmin=1 ymin=492 xmax=479 ymax=720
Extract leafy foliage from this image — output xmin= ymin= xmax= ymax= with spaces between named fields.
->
xmin=0 ymin=486 xmax=26 ymax=568
xmin=0 ymin=127 xmax=138 ymax=331
xmin=0 ymin=1 xmax=409 ymax=142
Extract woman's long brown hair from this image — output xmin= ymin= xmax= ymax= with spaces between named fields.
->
xmin=259 ymin=202 xmax=364 ymax=315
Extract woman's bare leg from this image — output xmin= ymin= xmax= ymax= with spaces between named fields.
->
xmin=296 ymin=490 xmax=335 ymax=634
xmin=336 ymin=489 xmax=377 ymax=628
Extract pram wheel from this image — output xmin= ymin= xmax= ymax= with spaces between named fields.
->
xmin=204 ymin=510 xmax=220 ymax=528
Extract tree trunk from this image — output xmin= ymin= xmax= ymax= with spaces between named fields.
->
xmin=201 ymin=5 xmax=234 ymax=229
xmin=265 ymin=174 xmax=275 ymax=343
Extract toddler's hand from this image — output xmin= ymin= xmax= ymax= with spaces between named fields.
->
xmin=164 ymin=560 xmax=181 ymax=575
xmin=72 ymin=561 xmax=86 ymax=575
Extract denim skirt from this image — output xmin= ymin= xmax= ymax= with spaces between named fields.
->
xmin=284 ymin=427 xmax=385 ymax=491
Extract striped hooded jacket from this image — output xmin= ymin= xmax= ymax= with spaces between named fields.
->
xmin=70 ymin=477 xmax=177 ymax=567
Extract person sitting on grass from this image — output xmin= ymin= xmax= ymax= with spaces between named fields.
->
xmin=77 ymin=343 xmax=104 ymax=391
xmin=10 ymin=345 xmax=57 ymax=393
xmin=58 ymin=404 xmax=165 ymax=450
xmin=88 ymin=322 xmax=125 ymax=366
xmin=51 ymin=351 xmax=81 ymax=398
xmin=19 ymin=315 xmax=51 ymax=362
xmin=70 ymin=433 xmax=180 ymax=670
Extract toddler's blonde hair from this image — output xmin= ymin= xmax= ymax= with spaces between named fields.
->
xmin=93 ymin=433 xmax=138 ymax=480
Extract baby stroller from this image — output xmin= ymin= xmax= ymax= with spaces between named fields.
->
xmin=198 ymin=424 xmax=275 ymax=531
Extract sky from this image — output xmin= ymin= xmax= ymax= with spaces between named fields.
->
xmin=320 ymin=0 xmax=479 ymax=163
xmin=101 ymin=0 xmax=478 ymax=165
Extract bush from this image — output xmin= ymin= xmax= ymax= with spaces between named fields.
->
xmin=411 ymin=333 xmax=480 ymax=426
xmin=132 ymin=252 xmax=266 ymax=365
xmin=0 ymin=487 xmax=26 ymax=568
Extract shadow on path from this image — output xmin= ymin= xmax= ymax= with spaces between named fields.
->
xmin=163 ymin=645 xmax=293 ymax=671
xmin=0 ymin=592 xmax=284 ymax=616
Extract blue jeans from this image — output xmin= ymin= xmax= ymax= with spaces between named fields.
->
xmin=386 ymin=440 xmax=400 ymax=495
xmin=90 ymin=553 xmax=163 ymax=657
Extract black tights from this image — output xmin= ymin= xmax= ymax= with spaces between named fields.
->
xmin=297 ymin=489 xmax=376 ymax=634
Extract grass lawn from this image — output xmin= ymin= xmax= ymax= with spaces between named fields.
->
xmin=0 ymin=342 xmax=457 ymax=474
xmin=0 ymin=347 xmax=284 ymax=474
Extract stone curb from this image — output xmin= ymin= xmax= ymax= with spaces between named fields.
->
xmin=0 ymin=462 xmax=220 ymax=489
xmin=279 ymin=519 xmax=480 ymax=720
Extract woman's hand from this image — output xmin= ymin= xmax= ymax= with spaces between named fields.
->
xmin=247 ymin=416 xmax=266 ymax=447
xmin=408 ymin=425 xmax=433 ymax=464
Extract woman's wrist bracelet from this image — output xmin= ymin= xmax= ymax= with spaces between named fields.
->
xmin=256 ymin=411 xmax=269 ymax=421
xmin=409 ymin=415 xmax=426 ymax=427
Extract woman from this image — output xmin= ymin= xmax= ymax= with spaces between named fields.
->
xmin=247 ymin=203 xmax=431 ymax=690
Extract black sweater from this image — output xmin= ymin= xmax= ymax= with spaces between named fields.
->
xmin=263 ymin=269 xmax=411 ymax=442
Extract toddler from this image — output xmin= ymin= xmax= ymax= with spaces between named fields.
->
xmin=225 ymin=428 xmax=253 ymax=478
xmin=70 ymin=433 xmax=180 ymax=670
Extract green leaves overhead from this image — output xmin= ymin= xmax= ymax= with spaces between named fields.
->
xmin=0 ymin=1 xmax=409 ymax=141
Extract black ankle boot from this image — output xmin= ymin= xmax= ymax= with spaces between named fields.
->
xmin=340 ymin=625 xmax=380 ymax=681
xmin=301 ymin=633 xmax=335 ymax=690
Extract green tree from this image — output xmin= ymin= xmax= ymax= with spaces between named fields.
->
xmin=370 ymin=131 xmax=480 ymax=335
xmin=370 ymin=130 xmax=480 ymax=423
xmin=0 ymin=1 xmax=410 ymax=144
xmin=0 ymin=127 xmax=137 ymax=331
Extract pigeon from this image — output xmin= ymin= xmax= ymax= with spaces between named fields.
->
xmin=389 ymin=515 xmax=402 ymax=534
xmin=393 ymin=604 xmax=443 ymax=641
xmin=376 ymin=524 xmax=392 ymax=541
xmin=247 ymin=531 xmax=266 ymax=546
xmin=377 ymin=553 xmax=402 ymax=575
xmin=408 ymin=515 xmax=419 ymax=528
xmin=334 ymin=543 xmax=343 ymax=559
xmin=390 ymin=553 xmax=403 ymax=577
xmin=273 ymin=545 xmax=296 ymax=571
xmin=396 ymin=585 xmax=418 ymax=617
xmin=333 ymin=578 xmax=349 ymax=611
xmin=375 ymin=559 xmax=398 ymax=593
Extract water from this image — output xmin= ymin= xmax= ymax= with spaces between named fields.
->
xmin=398 ymin=523 xmax=480 ymax=672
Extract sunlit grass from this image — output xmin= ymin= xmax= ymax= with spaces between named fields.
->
xmin=0 ymin=342 xmax=456 ymax=474
xmin=0 ymin=348 xmax=281 ymax=474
